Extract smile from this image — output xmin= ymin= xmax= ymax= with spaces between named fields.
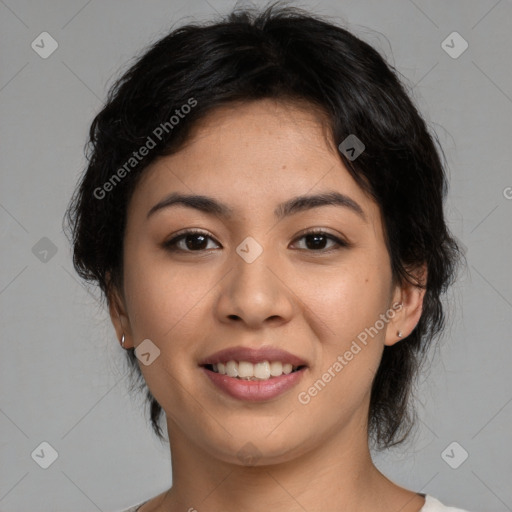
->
xmin=204 ymin=360 xmax=305 ymax=380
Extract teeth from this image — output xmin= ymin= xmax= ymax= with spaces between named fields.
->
xmin=225 ymin=360 xmax=238 ymax=378
xmin=210 ymin=360 xmax=299 ymax=380
xmin=239 ymin=361 xmax=254 ymax=378
xmin=254 ymin=361 xmax=270 ymax=379
xmin=270 ymin=361 xmax=285 ymax=376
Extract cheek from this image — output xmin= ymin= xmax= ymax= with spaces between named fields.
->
xmin=121 ymin=253 xmax=210 ymax=406
xmin=122 ymin=246 xmax=205 ymax=345
xmin=302 ymin=260 xmax=391 ymax=344
xmin=297 ymin=261 xmax=391 ymax=403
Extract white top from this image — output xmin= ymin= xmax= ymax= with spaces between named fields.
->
xmin=421 ymin=495 xmax=471 ymax=511
xmin=118 ymin=494 xmax=471 ymax=512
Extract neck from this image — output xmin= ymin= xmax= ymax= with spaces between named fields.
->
xmin=155 ymin=411 xmax=422 ymax=512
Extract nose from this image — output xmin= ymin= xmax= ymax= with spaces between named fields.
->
xmin=214 ymin=241 xmax=295 ymax=329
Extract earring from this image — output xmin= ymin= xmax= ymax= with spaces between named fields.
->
xmin=121 ymin=334 xmax=125 ymax=349
xmin=397 ymin=331 xmax=403 ymax=338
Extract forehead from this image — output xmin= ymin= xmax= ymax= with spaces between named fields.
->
xmin=128 ymin=99 xmax=381 ymax=227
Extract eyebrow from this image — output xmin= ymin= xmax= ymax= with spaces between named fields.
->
xmin=146 ymin=191 xmax=367 ymax=223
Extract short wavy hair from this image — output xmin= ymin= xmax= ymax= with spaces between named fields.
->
xmin=64 ymin=2 xmax=464 ymax=450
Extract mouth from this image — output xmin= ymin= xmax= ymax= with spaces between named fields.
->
xmin=201 ymin=362 xmax=307 ymax=381
xmin=199 ymin=363 xmax=308 ymax=402
xmin=198 ymin=345 xmax=309 ymax=380
xmin=198 ymin=345 xmax=309 ymax=402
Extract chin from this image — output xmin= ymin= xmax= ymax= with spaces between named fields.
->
xmin=202 ymin=429 xmax=311 ymax=467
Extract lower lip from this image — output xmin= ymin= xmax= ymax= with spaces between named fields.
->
xmin=201 ymin=366 xmax=307 ymax=402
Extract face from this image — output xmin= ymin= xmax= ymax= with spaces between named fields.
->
xmin=110 ymin=99 xmax=423 ymax=465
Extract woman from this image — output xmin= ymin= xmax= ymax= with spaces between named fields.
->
xmin=64 ymin=3 xmax=468 ymax=511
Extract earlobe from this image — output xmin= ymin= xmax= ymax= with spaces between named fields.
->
xmin=106 ymin=272 xmax=132 ymax=348
xmin=384 ymin=301 xmax=407 ymax=347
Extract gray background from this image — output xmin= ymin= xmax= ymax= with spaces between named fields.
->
xmin=1 ymin=0 xmax=511 ymax=511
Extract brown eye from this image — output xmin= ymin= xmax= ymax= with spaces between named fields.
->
xmin=163 ymin=230 xmax=219 ymax=252
xmin=291 ymin=229 xmax=348 ymax=252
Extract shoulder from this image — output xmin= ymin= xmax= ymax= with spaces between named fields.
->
xmin=116 ymin=501 xmax=149 ymax=512
xmin=422 ymin=495 xmax=472 ymax=512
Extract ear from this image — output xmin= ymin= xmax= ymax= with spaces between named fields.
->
xmin=384 ymin=263 xmax=427 ymax=347
xmin=106 ymin=271 xmax=133 ymax=348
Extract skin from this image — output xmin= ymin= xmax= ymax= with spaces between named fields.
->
xmin=109 ymin=98 xmax=427 ymax=512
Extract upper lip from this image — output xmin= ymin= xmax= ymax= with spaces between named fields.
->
xmin=199 ymin=345 xmax=308 ymax=367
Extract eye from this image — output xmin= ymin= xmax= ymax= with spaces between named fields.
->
xmin=163 ymin=229 xmax=220 ymax=252
xmin=291 ymin=229 xmax=348 ymax=252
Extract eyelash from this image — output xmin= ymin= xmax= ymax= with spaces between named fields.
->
xmin=163 ymin=228 xmax=349 ymax=254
